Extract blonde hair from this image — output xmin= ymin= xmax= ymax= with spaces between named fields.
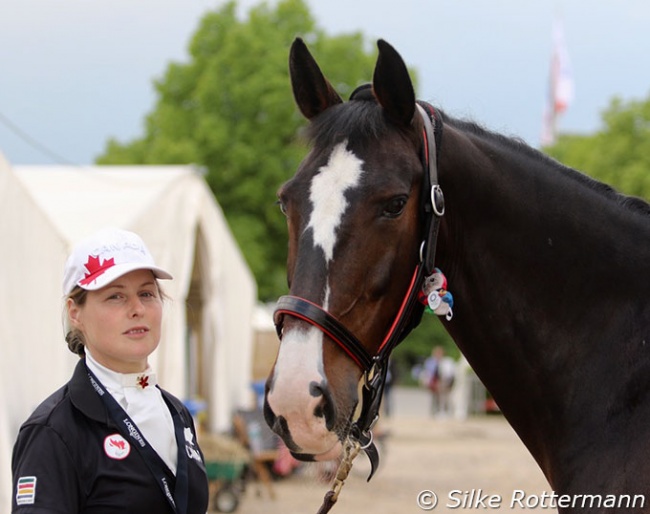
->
xmin=64 ymin=279 xmax=167 ymax=357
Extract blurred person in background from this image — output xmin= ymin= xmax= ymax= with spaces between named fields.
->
xmin=421 ymin=346 xmax=456 ymax=417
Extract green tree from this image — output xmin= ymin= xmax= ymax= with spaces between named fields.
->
xmin=97 ymin=0 xmax=378 ymax=300
xmin=546 ymin=95 xmax=650 ymax=200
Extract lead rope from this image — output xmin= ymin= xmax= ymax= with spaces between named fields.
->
xmin=316 ymin=437 xmax=362 ymax=514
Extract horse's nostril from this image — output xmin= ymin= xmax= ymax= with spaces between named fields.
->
xmin=263 ymin=397 xmax=277 ymax=428
xmin=314 ymin=399 xmax=325 ymax=419
xmin=276 ymin=416 xmax=301 ymax=453
xmin=310 ymin=380 xmax=336 ymax=430
xmin=264 ymin=401 xmax=303 ymax=453
xmin=309 ymin=380 xmax=326 ymax=398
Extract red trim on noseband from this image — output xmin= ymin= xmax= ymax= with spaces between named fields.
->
xmin=274 ymin=296 xmax=370 ymax=370
xmin=276 ymin=310 xmax=367 ymax=370
xmin=274 ymin=264 xmax=421 ymax=372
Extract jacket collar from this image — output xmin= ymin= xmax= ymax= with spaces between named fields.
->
xmin=69 ymin=358 xmax=111 ymax=424
xmin=68 ymin=357 xmax=185 ymax=424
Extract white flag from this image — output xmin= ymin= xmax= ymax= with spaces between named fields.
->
xmin=541 ymin=18 xmax=574 ymax=146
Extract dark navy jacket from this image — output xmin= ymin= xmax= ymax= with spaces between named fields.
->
xmin=12 ymin=359 xmax=209 ymax=513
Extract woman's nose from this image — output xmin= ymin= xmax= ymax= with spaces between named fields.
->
xmin=128 ymin=297 xmax=146 ymax=316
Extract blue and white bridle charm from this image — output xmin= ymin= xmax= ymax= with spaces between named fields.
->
xmin=418 ymin=267 xmax=454 ymax=321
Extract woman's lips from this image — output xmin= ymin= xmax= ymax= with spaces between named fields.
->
xmin=123 ymin=326 xmax=149 ymax=337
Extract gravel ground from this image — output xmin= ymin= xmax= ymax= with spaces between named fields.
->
xmin=217 ymin=387 xmax=554 ymax=514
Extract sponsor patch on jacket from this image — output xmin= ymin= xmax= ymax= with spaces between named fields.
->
xmin=184 ymin=427 xmax=202 ymax=463
xmin=104 ymin=433 xmax=131 ymax=460
xmin=16 ymin=476 xmax=37 ymax=505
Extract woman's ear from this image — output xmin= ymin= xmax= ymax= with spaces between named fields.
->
xmin=67 ymin=298 xmax=82 ymax=329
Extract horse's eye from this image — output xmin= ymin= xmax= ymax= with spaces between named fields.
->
xmin=383 ymin=197 xmax=407 ymax=218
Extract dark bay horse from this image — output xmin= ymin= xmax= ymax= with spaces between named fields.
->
xmin=264 ymin=37 xmax=650 ymax=511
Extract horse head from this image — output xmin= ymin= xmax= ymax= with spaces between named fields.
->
xmin=264 ymin=38 xmax=432 ymax=462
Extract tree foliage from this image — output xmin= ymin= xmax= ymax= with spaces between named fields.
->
xmin=97 ymin=0 xmax=378 ymax=300
xmin=546 ymin=95 xmax=650 ymax=201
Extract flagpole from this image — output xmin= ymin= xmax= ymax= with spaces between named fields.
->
xmin=541 ymin=15 xmax=573 ymax=147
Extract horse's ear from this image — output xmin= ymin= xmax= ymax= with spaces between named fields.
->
xmin=289 ymin=38 xmax=343 ymax=120
xmin=373 ymin=39 xmax=416 ymax=127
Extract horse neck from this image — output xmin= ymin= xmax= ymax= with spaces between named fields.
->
xmin=434 ymin=124 xmax=650 ymax=486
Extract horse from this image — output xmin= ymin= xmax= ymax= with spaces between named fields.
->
xmin=264 ymin=37 xmax=650 ymax=512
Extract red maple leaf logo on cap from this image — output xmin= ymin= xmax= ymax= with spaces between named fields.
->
xmin=79 ymin=255 xmax=115 ymax=285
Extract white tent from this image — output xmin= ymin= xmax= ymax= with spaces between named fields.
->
xmin=0 ymin=154 xmax=257 ymax=511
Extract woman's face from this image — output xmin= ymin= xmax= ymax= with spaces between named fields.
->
xmin=67 ymin=269 xmax=163 ymax=373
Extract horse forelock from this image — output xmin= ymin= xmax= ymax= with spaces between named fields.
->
xmin=304 ymin=99 xmax=422 ymax=151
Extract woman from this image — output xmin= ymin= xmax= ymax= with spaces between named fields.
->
xmin=12 ymin=227 xmax=209 ymax=513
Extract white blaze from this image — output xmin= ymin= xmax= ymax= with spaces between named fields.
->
xmin=307 ymin=141 xmax=364 ymax=264
xmin=268 ymin=141 xmax=365 ymax=453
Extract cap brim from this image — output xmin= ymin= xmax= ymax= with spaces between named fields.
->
xmin=77 ymin=263 xmax=173 ymax=291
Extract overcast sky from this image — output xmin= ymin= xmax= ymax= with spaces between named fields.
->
xmin=2 ymin=0 xmax=649 ymax=164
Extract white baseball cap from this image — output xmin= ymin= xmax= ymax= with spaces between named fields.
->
xmin=62 ymin=227 xmax=172 ymax=296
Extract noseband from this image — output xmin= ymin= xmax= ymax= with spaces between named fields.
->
xmin=274 ymin=97 xmax=445 ymax=479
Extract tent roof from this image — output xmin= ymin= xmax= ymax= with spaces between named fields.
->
xmin=14 ymin=165 xmax=202 ymax=244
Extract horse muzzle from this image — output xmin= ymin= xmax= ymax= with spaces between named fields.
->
xmin=264 ymin=379 xmax=344 ymax=460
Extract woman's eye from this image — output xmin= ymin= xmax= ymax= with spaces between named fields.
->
xmin=383 ymin=197 xmax=407 ymax=217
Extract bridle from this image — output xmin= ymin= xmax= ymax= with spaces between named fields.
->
xmin=273 ymin=95 xmax=445 ymax=480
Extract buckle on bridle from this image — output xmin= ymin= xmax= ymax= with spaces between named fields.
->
xmin=431 ymin=184 xmax=445 ymax=216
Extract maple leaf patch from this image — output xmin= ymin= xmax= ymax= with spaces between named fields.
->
xmin=104 ymin=434 xmax=130 ymax=460
xmin=109 ymin=438 xmax=126 ymax=450
xmin=80 ymin=255 xmax=115 ymax=285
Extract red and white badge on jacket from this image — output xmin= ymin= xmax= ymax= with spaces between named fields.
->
xmin=104 ymin=434 xmax=131 ymax=460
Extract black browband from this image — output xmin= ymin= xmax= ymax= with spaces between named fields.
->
xmin=273 ymin=93 xmax=444 ymax=479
